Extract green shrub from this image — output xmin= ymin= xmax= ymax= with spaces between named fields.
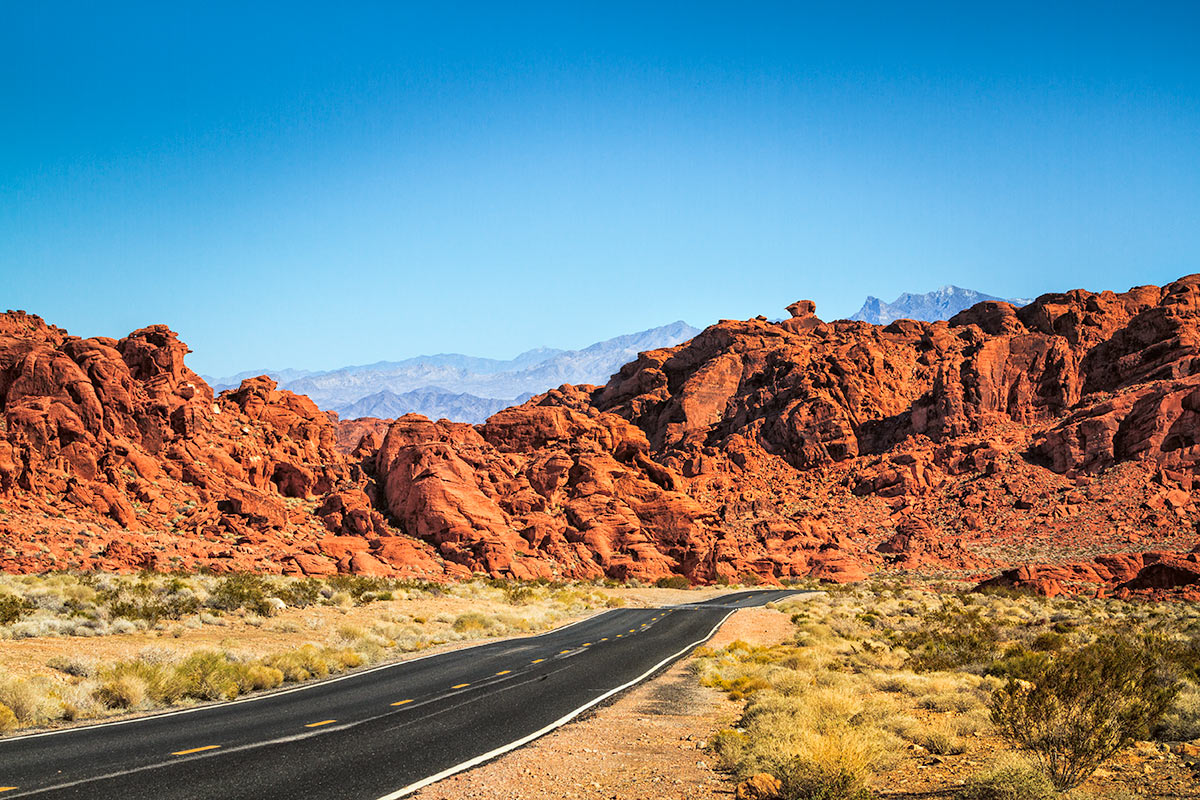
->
xmin=989 ymin=634 xmax=1178 ymax=790
xmin=208 ymin=573 xmax=273 ymax=615
xmin=0 ymin=593 xmax=33 ymax=625
xmin=273 ymin=578 xmax=322 ymax=608
xmin=655 ymin=575 xmax=691 ymax=590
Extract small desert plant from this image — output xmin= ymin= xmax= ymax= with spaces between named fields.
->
xmin=655 ymin=575 xmax=691 ymax=590
xmin=0 ymin=593 xmax=34 ymax=625
xmin=0 ymin=702 xmax=18 ymax=733
xmin=957 ymin=756 xmax=1054 ymax=800
xmin=989 ymin=633 xmax=1177 ymax=790
xmin=93 ymin=675 xmax=147 ymax=709
xmin=208 ymin=573 xmax=274 ymax=615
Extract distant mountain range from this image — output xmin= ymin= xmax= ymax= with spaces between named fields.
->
xmin=849 ymin=286 xmax=1034 ymax=325
xmin=337 ymin=388 xmax=526 ymax=422
xmin=205 ymin=321 xmax=699 ymax=424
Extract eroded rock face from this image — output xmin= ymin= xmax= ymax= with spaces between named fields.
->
xmin=0 ymin=313 xmax=444 ymax=577
xmin=6 ymin=273 xmax=1200 ymax=587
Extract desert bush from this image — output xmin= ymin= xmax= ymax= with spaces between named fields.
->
xmin=0 ymin=593 xmax=34 ymax=624
xmin=274 ymin=578 xmax=322 ymax=608
xmin=173 ymin=651 xmax=243 ymax=701
xmin=655 ymin=575 xmax=691 ymax=590
xmin=47 ymin=654 xmax=96 ymax=677
xmin=263 ymin=645 xmax=334 ymax=682
xmin=989 ymin=634 xmax=1177 ymax=790
xmin=909 ymin=717 xmax=967 ymax=755
xmin=0 ymin=678 xmax=52 ymax=724
xmin=0 ymin=702 xmax=18 ymax=732
xmin=763 ymin=726 xmax=885 ymax=800
xmin=1156 ymin=681 xmax=1200 ymax=741
xmin=93 ymin=675 xmax=146 ymax=709
xmin=957 ymin=756 xmax=1054 ymax=800
xmin=208 ymin=573 xmax=274 ymax=615
xmin=899 ymin=604 xmax=1002 ymax=672
xmin=452 ymin=611 xmax=495 ymax=634
xmin=104 ymin=660 xmax=183 ymax=705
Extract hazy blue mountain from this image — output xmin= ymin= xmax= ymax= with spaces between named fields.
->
xmin=205 ymin=320 xmax=699 ymax=423
xmin=337 ymin=388 xmax=524 ymax=424
xmin=849 ymin=286 xmax=1031 ymax=325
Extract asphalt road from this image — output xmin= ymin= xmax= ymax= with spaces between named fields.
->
xmin=0 ymin=588 xmax=805 ymax=799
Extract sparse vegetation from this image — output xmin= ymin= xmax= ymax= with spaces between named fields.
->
xmin=0 ymin=573 xmax=675 ymax=733
xmin=694 ymin=581 xmax=1200 ymax=798
xmin=989 ymin=634 xmax=1178 ymax=790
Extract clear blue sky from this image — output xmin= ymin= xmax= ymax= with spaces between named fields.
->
xmin=3 ymin=2 xmax=1198 ymax=377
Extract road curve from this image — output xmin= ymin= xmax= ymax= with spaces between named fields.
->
xmin=0 ymin=589 xmax=805 ymax=799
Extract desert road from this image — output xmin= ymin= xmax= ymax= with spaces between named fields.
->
xmin=0 ymin=588 xmax=804 ymax=800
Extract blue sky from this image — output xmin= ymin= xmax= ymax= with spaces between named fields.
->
xmin=3 ymin=2 xmax=1198 ymax=376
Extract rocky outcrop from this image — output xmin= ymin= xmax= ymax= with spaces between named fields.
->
xmin=6 ymin=273 xmax=1200 ymax=588
xmin=0 ymin=313 xmax=444 ymax=577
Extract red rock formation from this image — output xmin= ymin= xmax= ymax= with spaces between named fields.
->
xmin=0 ymin=313 xmax=444 ymax=577
xmin=6 ymin=273 xmax=1200 ymax=588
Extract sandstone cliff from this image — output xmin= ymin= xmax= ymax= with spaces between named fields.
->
xmin=3 ymin=275 xmax=1200 ymax=591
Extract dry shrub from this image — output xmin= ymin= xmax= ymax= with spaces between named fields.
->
xmin=93 ymin=675 xmax=146 ymax=710
xmin=1157 ymin=682 xmax=1200 ymax=742
xmin=909 ymin=717 xmax=967 ymax=755
xmin=452 ymin=612 xmax=494 ymax=634
xmin=0 ymin=678 xmax=52 ymax=724
xmin=0 ymin=702 xmax=17 ymax=732
xmin=767 ymin=726 xmax=890 ymax=800
xmin=263 ymin=645 xmax=333 ymax=682
xmin=106 ymin=660 xmax=183 ymax=704
xmin=957 ymin=755 xmax=1054 ymax=800
xmin=240 ymin=664 xmax=285 ymax=692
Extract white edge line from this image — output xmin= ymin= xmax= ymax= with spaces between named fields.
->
xmin=372 ymin=607 xmax=739 ymax=800
xmin=2 ymin=605 xmax=608 ymax=743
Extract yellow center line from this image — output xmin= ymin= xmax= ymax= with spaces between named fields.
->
xmin=629 ymin=629 xmax=635 ymax=633
xmin=0 ymin=788 xmax=18 ymax=793
xmin=530 ymin=658 xmax=545 ymax=664
xmin=616 ymin=634 xmax=623 ymax=638
xmin=600 ymin=637 xmax=608 ymax=641
xmin=582 ymin=642 xmax=591 ymax=646
xmin=171 ymin=745 xmax=220 ymax=756
xmin=495 ymin=670 xmax=512 ymax=675
xmin=305 ymin=720 xmax=336 ymax=728
xmin=451 ymin=683 xmax=470 ymax=689
xmin=558 ymin=649 xmax=571 ymax=654
xmin=391 ymin=699 xmax=413 ymax=706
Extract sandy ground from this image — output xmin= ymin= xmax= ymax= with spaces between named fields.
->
xmin=410 ymin=606 xmax=796 ymax=800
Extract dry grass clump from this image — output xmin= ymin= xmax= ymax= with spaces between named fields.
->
xmin=958 ymin=755 xmax=1055 ymax=800
xmin=0 ymin=703 xmax=17 ymax=733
